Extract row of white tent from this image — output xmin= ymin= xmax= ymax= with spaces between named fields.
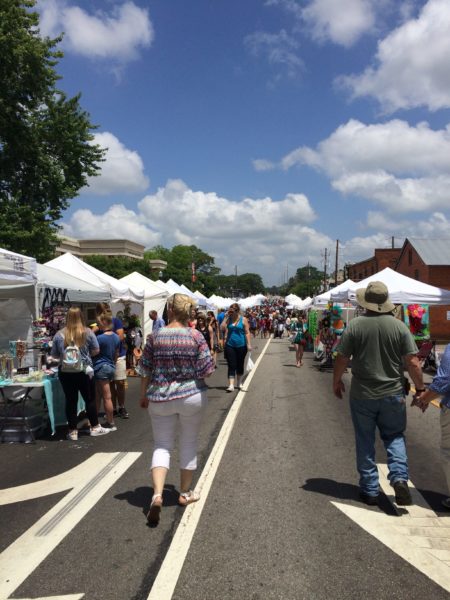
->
xmin=4 ymin=245 xmax=448 ymax=352
xmin=286 ymin=267 xmax=450 ymax=310
xmin=0 ymin=249 xmax=270 ymax=348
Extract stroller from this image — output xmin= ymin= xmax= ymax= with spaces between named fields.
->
xmin=417 ymin=340 xmax=439 ymax=372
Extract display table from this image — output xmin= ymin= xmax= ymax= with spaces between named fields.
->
xmin=0 ymin=377 xmax=85 ymax=437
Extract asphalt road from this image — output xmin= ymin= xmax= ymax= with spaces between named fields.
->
xmin=1 ymin=337 xmax=449 ymax=600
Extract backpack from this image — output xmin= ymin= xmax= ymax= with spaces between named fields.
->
xmin=61 ymin=340 xmax=84 ymax=373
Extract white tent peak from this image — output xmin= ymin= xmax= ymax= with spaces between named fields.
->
xmin=331 ymin=268 xmax=450 ymax=305
xmin=45 ymin=253 xmax=144 ymax=303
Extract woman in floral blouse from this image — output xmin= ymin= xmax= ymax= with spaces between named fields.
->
xmin=139 ymin=293 xmax=215 ymax=525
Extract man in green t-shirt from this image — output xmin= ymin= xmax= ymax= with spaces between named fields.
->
xmin=333 ymin=282 xmax=424 ymax=506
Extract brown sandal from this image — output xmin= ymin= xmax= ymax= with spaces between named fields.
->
xmin=147 ymin=493 xmax=163 ymax=525
xmin=178 ymin=490 xmax=200 ymax=507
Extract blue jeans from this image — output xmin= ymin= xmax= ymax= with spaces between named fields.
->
xmin=349 ymin=395 xmax=408 ymax=496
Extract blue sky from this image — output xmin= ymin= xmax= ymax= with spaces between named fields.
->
xmin=37 ymin=0 xmax=450 ymax=286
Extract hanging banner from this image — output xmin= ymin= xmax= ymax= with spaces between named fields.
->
xmin=0 ymin=248 xmax=37 ymax=283
xmin=403 ymin=303 xmax=430 ymax=340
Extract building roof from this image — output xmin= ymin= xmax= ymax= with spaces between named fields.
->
xmin=407 ymin=238 xmax=450 ymax=266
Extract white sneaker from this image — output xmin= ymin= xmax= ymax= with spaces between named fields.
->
xmin=101 ymin=422 xmax=117 ymax=432
xmin=226 ymin=385 xmax=234 ymax=392
xmin=90 ymin=425 xmax=111 ymax=436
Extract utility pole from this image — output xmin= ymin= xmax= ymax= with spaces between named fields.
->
xmin=391 ymin=236 xmax=395 ymax=249
xmin=334 ymin=239 xmax=339 ymax=287
xmin=323 ymin=248 xmax=328 ymax=291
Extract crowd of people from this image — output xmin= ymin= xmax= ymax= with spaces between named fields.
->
xmin=51 ymin=288 xmax=450 ymax=525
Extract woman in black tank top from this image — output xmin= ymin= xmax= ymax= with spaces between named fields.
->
xmin=196 ymin=314 xmax=213 ymax=352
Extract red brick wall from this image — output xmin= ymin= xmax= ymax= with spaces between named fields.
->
xmin=429 ymin=267 xmax=450 ymax=341
xmin=396 ymin=242 xmax=428 ymax=280
xmin=429 ymin=266 xmax=450 ymax=290
xmin=374 ymin=248 xmax=401 ymax=270
xmin=348 ymin=258 xmax=377 ymax=281
xmin=348 ymin=248 xmax=401 ymax=281
xmin=429 ymin=306 xmax=450 ymax=341
xmin=396 ymin=242 xmax=450 ymax=340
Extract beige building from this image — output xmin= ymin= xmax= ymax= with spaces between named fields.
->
xmin=56 ymin=236 xmax=145 ymax=260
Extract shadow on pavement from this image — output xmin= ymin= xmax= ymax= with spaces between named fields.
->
xmin=114 ymin=483 xmax=180 ymax=513
xmin=302 ymin=478 xmax=398 ymax=515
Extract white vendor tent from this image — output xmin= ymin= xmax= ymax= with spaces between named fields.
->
xmin=120 ymin=272 xmax=169 ymax=338
xmin=239 ymin=294 xmax=267 ymax=310
xmin=0 ymin=248 xmax=37 ymax=285
xmin=285 ymin=293 xmax=313 ymax=310
xmin=314 ymin=279 xmax=357 ymax=307
xmin=0 ymin=249 xmax=37 ymax=350
xmin=179 ymin=284 xmax=198 ymax=299
xmin=45 ymin=253 xmax=144 ymax=303
xmin=164 ymin=278 xmax=186 ymax=295
xmin=208 ymin=295 xmax=233 ymax=309
xmin=285 ymin=293 xmax=302 ymax=305
xmin=37 ymin=263 xmax=111 ymax=306
xmin=330 ymin=268 xmax=450 ymax=305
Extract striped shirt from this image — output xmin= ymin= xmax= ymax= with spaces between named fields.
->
xmin=138 ymin=326 xmax=215 ymax=402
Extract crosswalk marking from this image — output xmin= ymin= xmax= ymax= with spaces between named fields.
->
xmin=0 ymin=452 xmax=141 ymax=600
xmin=332 ymin=463 xmax=450 ymax=593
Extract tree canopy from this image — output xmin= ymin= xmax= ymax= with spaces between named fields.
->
xmin=0 ymin=0 xmax=105 ymax=261
xmin=287 ymin=265 xmax=324 ymax=297
xmin=84 ymin=244 xmax=267 ymax=297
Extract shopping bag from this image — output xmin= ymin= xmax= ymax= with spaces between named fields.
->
xmin=246 ymin=353 xmax=255 ymax=373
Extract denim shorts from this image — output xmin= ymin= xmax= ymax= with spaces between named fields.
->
xmin=95 ymin=363 xmax=116 ymax=381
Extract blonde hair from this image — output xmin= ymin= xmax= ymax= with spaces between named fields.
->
xmin=167 ymin=293 xmax=196 ymax=325
xmin=99 ymin=312 xmax=113 ymax=330
xmin=64 ymin=308 xmax=87 ymax=347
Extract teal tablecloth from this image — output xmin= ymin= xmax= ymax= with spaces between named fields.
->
xmin=43 ymin=378 xmax=85 ymax=434
xmin=0 ymin=378 xmax=85 ymax=434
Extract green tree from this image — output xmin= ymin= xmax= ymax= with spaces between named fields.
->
xmin=84 ymin=255 xmax=142 ymax=280
xmin=145 ymin=244 xmax=221 ymax=294
xmin=0 ymin=0 xmax=105 ymax=262
xmin=237 ymin=273 xmax=265 ymax=295
xmin=288 ymin=264 xmax=324 ymax=297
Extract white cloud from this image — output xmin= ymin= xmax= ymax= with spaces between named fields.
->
xmin=252 ymin=159 xmax=275 ymax=172
xmin=266 ymin=0 xmax=379 ymax=47
xmin=244 ymin=30 xmax=304 ymax=81
xmin=365 ymin=211 xmax=450 ymax=238
xmin=38 ymin=1 xmax=153 ymax=63
xmin=302 ymin=0 xmax=377 ymax=47
xmin=85 ymin=132 xmax=149 ymax=195
xmin=339 ymin=0 xmax=450 ymax=111
xmin=61 ymin=204 xmax=160 ymax=246
xmin=64 ymin=178 xmax=450 ymax=283
xmin=276 ymin=118 xmax=450 ymax=212
xmin=64 ymin=179 xmax=331 ymax=284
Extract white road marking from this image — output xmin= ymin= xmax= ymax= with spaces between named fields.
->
xmin=332 ymin=463 xmax=450 ymax=593
xmin=14 ymin=596 xmax=84 ymax=600
xmin=0 ymin=452 xmax=141 ymax=600
xmin=147 ymin=338 xmax=272 ymax=600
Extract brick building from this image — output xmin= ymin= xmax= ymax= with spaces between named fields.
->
xmin=396 ymin=238 xmax=450 ymax=341
xmin=347 ymin=248 xmax=401 ymax=282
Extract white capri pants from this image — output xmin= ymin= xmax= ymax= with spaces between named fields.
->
xmin=148 ymin=391 xmax=208 ymax=470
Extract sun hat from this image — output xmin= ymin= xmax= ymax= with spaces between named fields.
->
xmin=355 ymin=281 xmax=395 ymax=314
